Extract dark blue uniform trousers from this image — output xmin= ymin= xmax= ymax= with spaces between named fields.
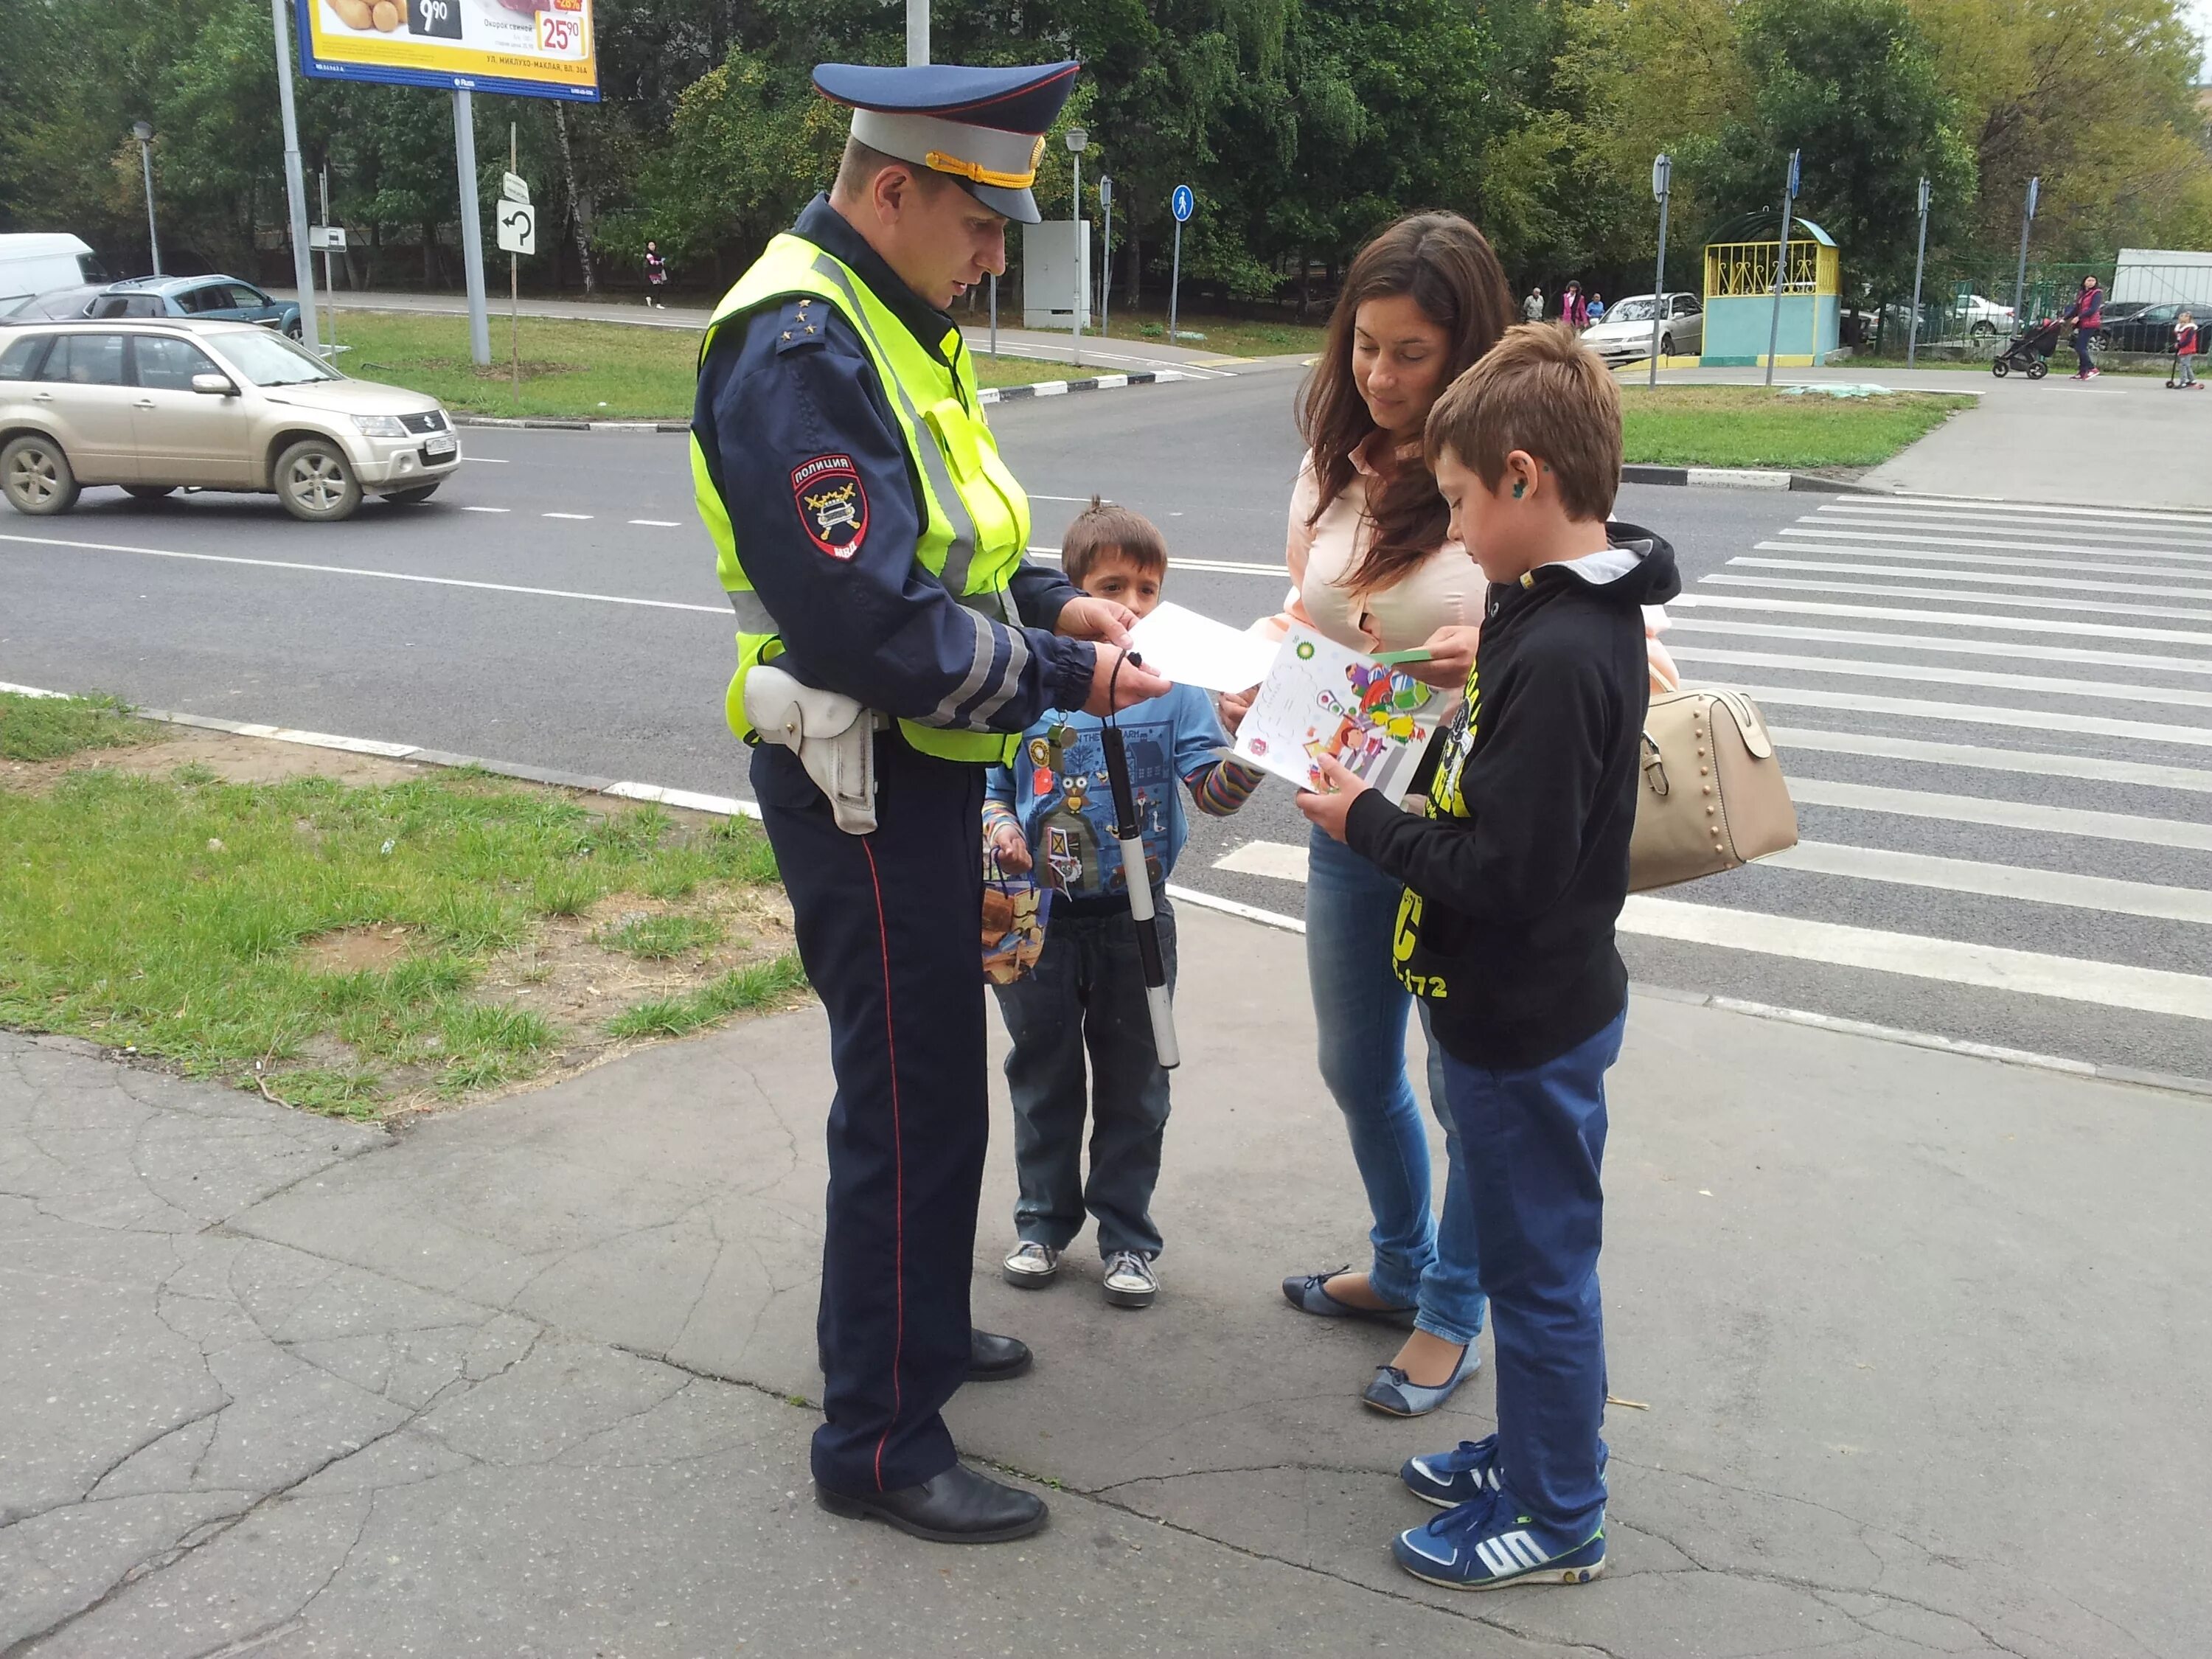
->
xmin=1436 ymin=1008 xmax=1626 ymax=1534
xmin=751 ymin=732 xmax=989 ymax=1495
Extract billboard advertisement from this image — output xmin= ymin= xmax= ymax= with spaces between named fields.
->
xmin=296 ymin=0 xmax=599 ymax=102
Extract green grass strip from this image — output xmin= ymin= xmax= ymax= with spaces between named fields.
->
xmin=1619 ymin=386 xmax=1974 ymax=470
xmin=607 ymin=953 xmax=808 ymax=1040
xmin=0 ymin=691 xmax=160 ymax=762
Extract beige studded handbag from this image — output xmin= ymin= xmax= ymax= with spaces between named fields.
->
xmin=1628 ymin=688 xmax=1798 ymax=893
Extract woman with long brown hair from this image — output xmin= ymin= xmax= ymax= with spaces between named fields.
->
xmin=1225 ymin=212 xmax=1512 ymax=1416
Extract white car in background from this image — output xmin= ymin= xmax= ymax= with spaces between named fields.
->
xmin=1952 ymin=293 xmax=2017 ymax=335
xmin=1579 ymin=293 xmax=1704 ymax=364
xmin=0 ymin=319 xmax=459 ymax=522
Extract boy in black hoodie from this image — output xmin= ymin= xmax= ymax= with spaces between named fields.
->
xmin=1300 ymin=323 xmax=1680 ymax=1590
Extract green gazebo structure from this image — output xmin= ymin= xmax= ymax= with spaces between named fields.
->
xmin=1700 ymin=210 xmax=1842 ymax=367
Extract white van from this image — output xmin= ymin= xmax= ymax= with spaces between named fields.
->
xmin=0 ymin=234 xmax=108 ymax=305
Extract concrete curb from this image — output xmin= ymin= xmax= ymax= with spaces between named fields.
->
xmin=1619 ymin=463 xmax=1888 ymax=495
xmin=8 ymin=681 xmax=2205 ymax=1104
xmin=448 ymin=369 xmax=1189 ymax=432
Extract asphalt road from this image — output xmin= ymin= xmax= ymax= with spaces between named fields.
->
xmin=4 ymin=362 xmax=2208 ymax=1082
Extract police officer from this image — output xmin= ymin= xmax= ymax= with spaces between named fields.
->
xmin=692 ymin=60 xmax=1171 ymax=1545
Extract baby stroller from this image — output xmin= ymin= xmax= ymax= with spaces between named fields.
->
xmin=1990 ymin=316 xmax=2060 ymax=378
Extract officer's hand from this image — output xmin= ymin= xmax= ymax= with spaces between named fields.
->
xmin=1057 ymin=596 xmax=1136 ymax=648
xmin=1081 ymin=644 xmax=1172 ymax=716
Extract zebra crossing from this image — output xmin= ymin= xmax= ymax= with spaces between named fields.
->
xmin=1197 ymin=491 xmax=2212 ymax=1079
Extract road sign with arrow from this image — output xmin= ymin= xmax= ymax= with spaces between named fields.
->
xmin=496 ymin=201 xmax=535 ymax=256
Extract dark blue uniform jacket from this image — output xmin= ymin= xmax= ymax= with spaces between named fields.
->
xmin=695 ymin=195 xmax=1094 ymax=734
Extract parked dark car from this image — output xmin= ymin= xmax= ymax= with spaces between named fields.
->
xmin=2097 ymin=301 xmax=2212 ymax=354
xmin=86 ymin=275 xmax=302 ymax=338
xmin=0 ymin=285 xmax=102 ymax=324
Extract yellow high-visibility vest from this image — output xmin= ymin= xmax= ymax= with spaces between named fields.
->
xmin=694 ymin=232 xmax=1033 ymax=765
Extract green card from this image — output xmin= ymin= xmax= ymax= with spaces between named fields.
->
xmin=1371 ymin=648 xmax=1434 ymax=665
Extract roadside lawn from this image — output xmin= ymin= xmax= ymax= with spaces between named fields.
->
xmin=333 ymin=310 xmax=1085 ymax=420
xmin=1619 ymin=385 xmax=1975 ymax=470
xmin=1052 ymin=310 xmax=1328 ymax=358
xmin=0 ymin=692 xmax=804 ymax=1118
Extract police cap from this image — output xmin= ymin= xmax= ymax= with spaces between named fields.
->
xmin=813 ymin=60 xmax=1079 ymax=225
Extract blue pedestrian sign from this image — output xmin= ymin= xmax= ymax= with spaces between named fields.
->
xmin=1785 ymin=148 xmax=1801 ymax=200
xmin=1172 ymin=184 xmax=1195 ymax=223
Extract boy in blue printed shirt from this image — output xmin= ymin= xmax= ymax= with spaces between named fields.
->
xmin=984 ymin=500 xmax=1263 ymax=1310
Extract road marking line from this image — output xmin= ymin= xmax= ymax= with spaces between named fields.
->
xmin=462 ymin=505 xmax=511 ymax=513
xmin=1770 ymin=537 xmax=2212 ymax=580
xmin=627 ymin=518 xmax=681 ymax=527
xmin=1768 ymin=726 xmax=2212 ymax=794
xmin=1732 ymin=555 xmax=2212 ymax=602
xmin=1741 ymin=684 xmax=2212 ymax=749
xmin=1767 ymin=841 xmax=2212 ymax=923
xmin=0 ymin=532 xmax=729 ymax=614
xmin=1700 ymin=574 xmax=2212 ymax=625
xmin=1672 ymin=646 xmax=2212 ymax=709
xmin=1788 ymin=776 xmax=2212 ymax=849
xmin=1666 ymin=617 xmax=2212 ymax=676
xmin=1863 ymin=495 xmax=2212 ymax=529
xmin=1671 ymin=591 xmax=2212 ymax=647
xmin=542 ymin=512 xmax=594 ymax=521
xmin=1775 ymin=532 xmax=2212 ymax=574
xmin=1619 ymin=897 xmax=2212 ymax=1020
xmin=1203 ymin=842 xmax=2212 ymax=1015
xmin=1812 ymin=509 xmax=2212 ymax=552
xmin=463 ymin=456 xmax=511 ymax=464
xmin=1214 ymin=841 xmax=1312 ymax=882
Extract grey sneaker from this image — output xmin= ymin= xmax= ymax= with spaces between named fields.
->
xmin=1003 ymin=1241 xmax=1061 ymax=1288
xmin=1102 ymin=1250 xmax=1158 ymax=1310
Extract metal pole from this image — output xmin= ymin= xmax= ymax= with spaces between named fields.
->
xmin=1648 ymin=184 xmax=1669 ymax=387
xmin=453 ymin=89 xmax=490 ymax=366
xmin=1907 ymin=175 xmax=1930 ymax=369
xmin=1100 ymin=178 xmax=1112 ymax=337
xmin=1169 ymin=219 xmax=1182 ymax=348
xmin=138 ymin=140 xmax=161 ymax=276
xmin=989 ymin=272 xmax=998 ymax=357
xmin=269 ymin=0 xmax=319 ymax=349
xmin=510 ymin=124 xmax=520 ymax=404
xmin=318 ymin=164 xmax=336 ymax=351
xmin=905 ymin=0 xmax=928 ymax=64
xmin=1764 ymin=175 xmax=1796 ymax=386
xmin=1070 ymin=150 xmax=1082 ymax=368
xmin=2011 ymin=175 xmax=2037 ymax=328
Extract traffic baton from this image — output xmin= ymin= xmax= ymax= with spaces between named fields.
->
xmin=1100 ymin=675 xmax=1180 ymax=1070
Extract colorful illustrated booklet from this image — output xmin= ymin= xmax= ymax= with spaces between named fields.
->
xmin=1231 ymin=623 xmax=1447 ymax=804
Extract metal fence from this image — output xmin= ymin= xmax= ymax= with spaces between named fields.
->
xmin=1705 ymin=240 xmax=1837 ymax=298
xmin=1888 ymin=260 xmax=2212 ymax=353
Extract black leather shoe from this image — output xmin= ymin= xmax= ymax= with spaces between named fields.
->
xmin=816 ymin=1462 xmax=1048 ymax=1543
xmin=968 ymin=1329 xmax=1032 ymax=1381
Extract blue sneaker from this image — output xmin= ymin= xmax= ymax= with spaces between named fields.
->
xmin=1401 ymin=1435 xmax=1608 ymax=1509
xmin=1393 ymin=1489 xmax=1606 ymax=1590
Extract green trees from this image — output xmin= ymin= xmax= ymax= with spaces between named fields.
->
xmin=3 ymin=0 xmax=2208 ymax=307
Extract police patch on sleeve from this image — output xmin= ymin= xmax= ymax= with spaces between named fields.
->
xmin=790 ymin=453 xmax=869 ymax=559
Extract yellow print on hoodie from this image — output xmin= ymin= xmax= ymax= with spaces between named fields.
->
xmin=1391 ymin=664 xmax=1480 ymax=998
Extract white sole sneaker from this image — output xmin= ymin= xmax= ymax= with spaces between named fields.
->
xmin=1003 ymin=1243 xmax=1060 ymax=1288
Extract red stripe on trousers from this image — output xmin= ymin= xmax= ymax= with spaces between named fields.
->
xmin=861 ymin=838 xmax=905 ymax=1491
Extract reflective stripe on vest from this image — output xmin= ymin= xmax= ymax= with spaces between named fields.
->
xmin=695 ymin=233 xmax=1032 ymax=765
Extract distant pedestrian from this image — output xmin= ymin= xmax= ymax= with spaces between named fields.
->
xmin=644 ymin=240 xmax=669 ymax=307
xmin=2171 ymin=309 xmax=2199 ymax=389
xmin=1523 ymin=286 xmax=1545 ymax=322
xmin=1586 ymin=292 xmax=1606 ymax=323
xmin=1561 ymin=282 xmax=1586 ymax=330
xmin=2062 ymin=274 xmax=2102 ymax=379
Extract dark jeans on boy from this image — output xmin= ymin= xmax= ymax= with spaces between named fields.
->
xmin=1438 ymin=1007 xmax=1627 ymax=1535
xmin=992 ymin=897 xmax=1179 ymax=1259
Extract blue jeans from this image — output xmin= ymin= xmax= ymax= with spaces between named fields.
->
xmin=1439 ymin=1009 xmax=1625 ymax=1533
xmin=1304 ymin=826 xmax=1486 ymax=1346
xmin=993 ymin=901 xmax=1178 ymax=1259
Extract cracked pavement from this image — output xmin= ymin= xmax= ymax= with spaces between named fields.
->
xmin=4 ymin=905 xmax=2205 ymax=1657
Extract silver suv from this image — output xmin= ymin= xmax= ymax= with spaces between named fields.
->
xmin=0 ymin=319 xmax=459 ymax=523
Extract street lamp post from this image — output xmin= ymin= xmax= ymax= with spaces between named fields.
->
xmin=1065 ymin=127 xmax=1088 ymax=369
xmin=1647 ymin=152 xmax=1671 ymax=388
xmin=1764 ymin=147 xmax=1800 ymax=387
xmin=132 ymin=121 xmax=161 ymax=277
xmin=1907 ymin=175 xmax=1931 ymax=369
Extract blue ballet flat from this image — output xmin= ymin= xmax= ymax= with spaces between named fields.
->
xmin=1281 ymin=1267 xmax=1419 ymax=1329
xmin=1361 ymin=1342 xmax=1481 ymax=1417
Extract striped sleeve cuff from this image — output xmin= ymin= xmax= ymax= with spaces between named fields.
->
xmin=1189 ymin=759 xmax=1265 ymax=817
